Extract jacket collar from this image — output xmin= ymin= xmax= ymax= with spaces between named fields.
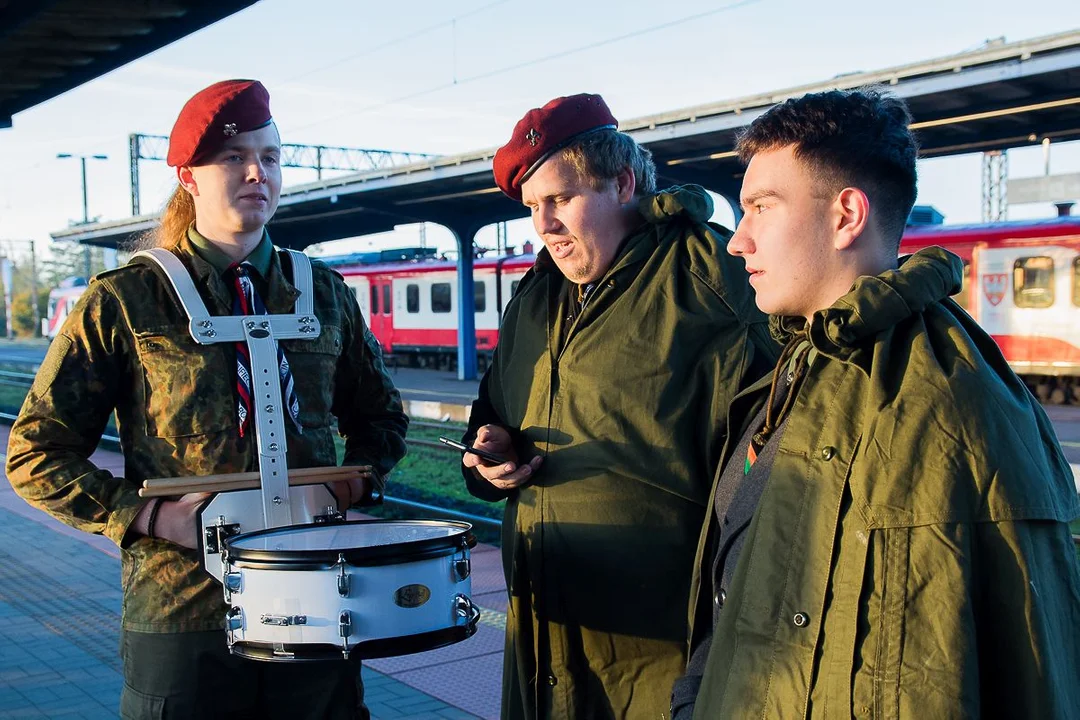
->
xmin=771 ymin=246 xmax=963 ymax=362
xmin=174 ymin=229 xmax=300 ymax=314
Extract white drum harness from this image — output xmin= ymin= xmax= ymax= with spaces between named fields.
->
xmin=133 ymin=248 xmax=337 ymax=583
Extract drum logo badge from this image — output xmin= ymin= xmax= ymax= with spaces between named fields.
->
xmin=982 ymin=273 xmax=1008 ymax=306
xmin=394 ymin=584 xmax=431 ymax=609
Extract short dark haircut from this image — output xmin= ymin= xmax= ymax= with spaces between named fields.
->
xmin=736 ymin=88 xmax=918 ymax=246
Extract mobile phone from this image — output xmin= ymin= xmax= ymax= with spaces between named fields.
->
xmin=438 ymin=436 xmax=509 ymax=466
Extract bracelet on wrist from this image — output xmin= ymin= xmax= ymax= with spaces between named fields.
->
xmin=146 ymin=498 xmax=163 ymax=540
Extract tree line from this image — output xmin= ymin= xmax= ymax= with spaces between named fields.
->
xmin=0 ymin=241 xmax=111 ymax=338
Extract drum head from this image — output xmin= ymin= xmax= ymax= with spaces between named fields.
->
xmin=224 ymin=519 xmax=475 ymax=567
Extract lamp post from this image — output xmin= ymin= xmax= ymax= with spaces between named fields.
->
xmin=57 ymin=153 xmax=107 ymax=279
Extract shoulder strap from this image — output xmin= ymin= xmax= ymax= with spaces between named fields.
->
xmin=130 ymin=248 xmax=212 ymax=319
xmin=131 ymin=247 xmax=320 ymax=344
xmin=281 ymin=248 xmax=314 ymax=316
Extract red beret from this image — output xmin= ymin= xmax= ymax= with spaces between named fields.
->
xmin=167 ymin=80 xmax=273 ymax=167
xmin=493 ymin=93 xmax=618 ymax=201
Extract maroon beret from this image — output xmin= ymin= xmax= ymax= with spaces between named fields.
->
xmin=167 ymin=80 xmax=273 ymax=167
xmin=493 ymin=93 xmax=618 ymax=201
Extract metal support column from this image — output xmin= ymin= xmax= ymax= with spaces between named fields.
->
xmin=981 ymin=150 xmax=1008 ymax=222
xmin=129 ymin=134 xmax=141 ymax=216
xmin=446 ymin=223 xmax=482 ymax=381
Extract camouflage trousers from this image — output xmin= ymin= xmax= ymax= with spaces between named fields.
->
xmin=118 ymin=629 xmax=369 ymax=720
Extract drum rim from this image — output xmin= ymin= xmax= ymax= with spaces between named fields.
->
xmin=223 ymin=518 xmax=476 ymax=566
xmin=228 ymin=616 xmax=481 ymax=662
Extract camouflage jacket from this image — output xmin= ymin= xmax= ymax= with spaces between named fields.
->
xmin=5 ymin=233 xmax=409 ymax=632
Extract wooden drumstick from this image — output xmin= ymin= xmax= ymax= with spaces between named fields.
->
xmin=142 ymin=464 xmax=372 ymax=490
xmin=137 ymin=466 xmax=373 ymax=498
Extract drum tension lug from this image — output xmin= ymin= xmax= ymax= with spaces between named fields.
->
xmin=225 ymin=606 xmax=243 ymax=632
xmin=223 ymin=571 xmax=243 ymax=601
xmin=451 ymin=551 xmax=471 ymax=582
xmin=339 ymin=610 xmax=352 ymax=658
xmin=205 ymin=522 xmax=241 ymax=555
xmin=336 ymin=553 xmax=350 ymax=597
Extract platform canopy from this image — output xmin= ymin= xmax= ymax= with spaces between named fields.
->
xmin=0 ymin=0 xmax=259 ymax=129
xmin=51 ymin=29 xmax=1080 ymax=251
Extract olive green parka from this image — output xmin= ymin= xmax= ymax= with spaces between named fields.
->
xmin=688 ymin=247 xmax=1080 ymax=719
xmin=465 ymin=185 xmax=777 ymax=719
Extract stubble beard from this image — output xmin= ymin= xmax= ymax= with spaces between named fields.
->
xmin=569 ymin=261 xmax=593 ymax=283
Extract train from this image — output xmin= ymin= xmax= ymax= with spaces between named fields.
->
xmin=900 ymin=216 xmax=1080 ymax=404
xmin=43 ymin=217 xmax=1080 ymax=403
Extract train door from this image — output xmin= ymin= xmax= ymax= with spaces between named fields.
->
xmin=346 ymin=276 xmax=371 ymax=323
xmin=366 ymin=276 xmax=394 ymax=351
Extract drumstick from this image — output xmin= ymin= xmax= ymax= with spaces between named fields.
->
xmin=137 ymin=467 xmax=372 ymax=498
xmin=137 ymin=471 xmax=368 ymax=498
xmin=142 ymin=464 xmax=372 ymax=491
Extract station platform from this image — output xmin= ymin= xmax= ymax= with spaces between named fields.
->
xmin=0 ymin=427 xmax=505 ymax=720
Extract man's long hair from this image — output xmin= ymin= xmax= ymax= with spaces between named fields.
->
xmin=737 ymin=88 xmax=919 ymax=248
xmin=127 ymin=185 xmax=193 ymax=251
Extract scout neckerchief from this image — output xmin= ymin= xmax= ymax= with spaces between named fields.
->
xmin=228 ymin=261 xmax=302 ymax=437
xmin=745 ymin=334 xmax=813 ymax=474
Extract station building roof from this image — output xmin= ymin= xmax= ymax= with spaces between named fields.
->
xmin=0 ymin=0 xmax=258 ymax=129
xmin=52 ymin=28 xmax=1080 ymax=250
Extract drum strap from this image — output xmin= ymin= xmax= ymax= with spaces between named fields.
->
xmin=131 ymin=247 xmax=322 ymax=529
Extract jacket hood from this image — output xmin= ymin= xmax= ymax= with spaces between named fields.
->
xmin=772 ymin=246 xmax=963 ymax=358
xmin=637 ymin=184 xmax=714 ymax=225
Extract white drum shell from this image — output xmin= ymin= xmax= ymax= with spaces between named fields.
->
xmin=225 ymin=553 xmax=472 ymax=649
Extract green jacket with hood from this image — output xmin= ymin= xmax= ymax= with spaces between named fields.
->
xmin=688 ymin=247 xmax=1080 ymax=719
xmin=465 ymin=185 xmax=777 ymax=720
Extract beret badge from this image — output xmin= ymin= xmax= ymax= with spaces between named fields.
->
xmin=223 ymin=123 xmax=238 ymax=137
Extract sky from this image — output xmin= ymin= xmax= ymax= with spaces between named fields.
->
xmin=1 ymin=0 xmax=1079 ymax=266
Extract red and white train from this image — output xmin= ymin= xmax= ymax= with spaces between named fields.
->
xmin=44 ymin=217 xmax=1080 ymax=402
xmin=900 ymin=216 xmax=1080 ymax=404
xmin=41 ymin=276 xmax=89 ymax=339
xmin=332 ymin=252 xmax=536 ymax=372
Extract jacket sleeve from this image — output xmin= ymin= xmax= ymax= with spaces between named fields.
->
xmin=4 ymin=284 xmax=142 ymax=548
xmin=460 ymin=366 xmax=518 ymax=502
xmin=332 ymin=281 xmax=409 ymax=486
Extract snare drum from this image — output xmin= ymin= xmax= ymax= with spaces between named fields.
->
xmin=221 ymin=519 xmax=479 ymax=662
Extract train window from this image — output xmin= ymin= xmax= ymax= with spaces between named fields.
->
xmin=1013 ymin=256 xmax=1055 ymax=308
xmin=370 ymin=285 xmax=380 ymax=314
xmin=431 ymin=283 xmax=452 ymax=313
xmin=382 ymin=285 xmax=391 ymax=315
xmin=953 ymin=261 xmax=972 ymax=310
xmin=474 ymin=281 xmax=486 ymax=313
xmin=406 ymin=284 xmax=419 ymax=313
xmin=1073 ymin=257 xmax=1080 ymax=307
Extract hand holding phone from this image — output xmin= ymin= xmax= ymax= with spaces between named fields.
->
xmin=438 ymin=436 xmax=509 ymax=466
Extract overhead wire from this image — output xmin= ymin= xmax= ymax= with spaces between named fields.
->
xmin=278 ymin=0 xmax=513 ymax=85
xmin=283 ymin=0 xmax=762 ymax=135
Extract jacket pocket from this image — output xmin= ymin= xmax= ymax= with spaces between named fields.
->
xmin=280 ymin=325 xmax=342 ymax=429
xmin=120 ymin=683 xmax=165 ymax=719
xmin=136 ymin=329 xmax=234 ymax=438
